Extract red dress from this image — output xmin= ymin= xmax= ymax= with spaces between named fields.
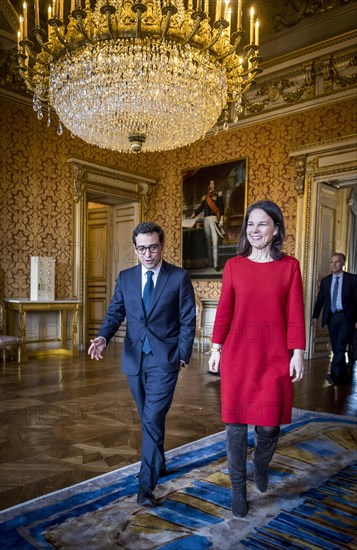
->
xmin=212 ymin=255 xmax=306 ymax=426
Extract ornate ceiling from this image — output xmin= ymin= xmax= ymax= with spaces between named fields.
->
xmin=2 ymin=1 xmax=356 ymax=55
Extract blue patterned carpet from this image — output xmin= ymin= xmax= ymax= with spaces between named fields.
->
xmin=242 ymin=461 xmax=357 ymax=549
xmin=0 ymin=409 xmax=356 ymax=549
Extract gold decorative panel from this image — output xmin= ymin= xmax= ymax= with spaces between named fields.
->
xmin=1 ymin=95 xmax=356 ymax=303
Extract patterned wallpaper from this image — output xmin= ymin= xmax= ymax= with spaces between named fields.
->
xmin=1 ymin=96 xmax=356 ymax=300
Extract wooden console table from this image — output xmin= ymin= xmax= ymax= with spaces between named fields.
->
xmin=3 ymin=299 xmax=80 ymax=361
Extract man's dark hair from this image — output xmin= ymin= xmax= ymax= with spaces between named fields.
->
xmin=132 ymin=222 xmax=165 ymax=245
xmin=236 ymin=200 xmax=286 ymax=260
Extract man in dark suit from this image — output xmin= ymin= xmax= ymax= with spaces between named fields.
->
xmin=312 ymin=252 xmax=357 ymax=385
xmin=88 ymin=222 xmax=196 ymax=507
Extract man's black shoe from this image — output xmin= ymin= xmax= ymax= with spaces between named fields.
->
xmin=137 ymin=486 xmax=157 ymax=508
xmin=326 ymin=373 xmax=336 ymax=385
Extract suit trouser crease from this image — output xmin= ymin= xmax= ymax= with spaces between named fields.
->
xmin=127 ymin=353 xmax=178 ymax=490
xmin=328 ymin=312 xmax=353 ymax=380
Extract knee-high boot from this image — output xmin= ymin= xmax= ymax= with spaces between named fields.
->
xmin=226 ymin=424 xmax=248 ymax=518
xmin=252 ymin=427 xmax=280 ymax=493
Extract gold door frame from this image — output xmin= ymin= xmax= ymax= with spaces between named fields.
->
xmin=67 ymin=157 xmax=157 ymax=350
xmin=290 ymin=135 xmax=357 ymax=359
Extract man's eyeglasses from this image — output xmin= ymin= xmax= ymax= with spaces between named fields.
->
xmin=136 ymin=244 xmax=161 ymax=255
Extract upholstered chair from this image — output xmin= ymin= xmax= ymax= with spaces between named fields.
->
xmin=0 ymin=300 xmax=22 ymax=363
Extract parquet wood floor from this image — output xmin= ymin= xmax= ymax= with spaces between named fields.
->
xmin=1 ymin=344 xmax=355 ymax=511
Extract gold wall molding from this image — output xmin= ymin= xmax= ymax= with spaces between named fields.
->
xmin=295 ymin=156 xmax=307 ymax=197
xmin=73 ymin=164 xmax=85 ymax=203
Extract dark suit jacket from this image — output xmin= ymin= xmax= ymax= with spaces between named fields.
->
xmin=312 ymin=271 xmax=357 ymax=327
xmin=98 ymin=260 xmax=196 ymax=375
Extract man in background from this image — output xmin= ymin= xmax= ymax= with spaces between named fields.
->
xmin=88 ymin=222 xmax=196 ymax=507
xmin=312 ymin=252 xmax=357 ymax=385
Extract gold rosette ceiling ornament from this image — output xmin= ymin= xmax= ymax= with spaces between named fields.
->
xmin=17 ymin=0 xmax=261 ymax=153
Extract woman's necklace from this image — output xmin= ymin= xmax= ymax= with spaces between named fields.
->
xmin=248 ymin=251 xmax=274 ymax=263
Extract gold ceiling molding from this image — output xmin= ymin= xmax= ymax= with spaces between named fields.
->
xmin=235 ymin=33 xmax=357 ymax=122
xmin=202 ymin=32 xmax=357 ymax=133
xmin=274 ymin=0 xmax=356 ymax=31
xmin=261 ymin=31 xmax=357 ymax=71
xmin=0 ymin=0 xmax=19 ymax=35
xmin=246 ymin=51 xmax=356 ymax=108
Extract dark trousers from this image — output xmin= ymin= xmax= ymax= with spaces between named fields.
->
xmin=127 ymin=353 xmax=178 ymax=490
xmin=349 ymin=328 xmax=357 ymax=365
xmin=328 ymin=312 xmax=353 ymax=381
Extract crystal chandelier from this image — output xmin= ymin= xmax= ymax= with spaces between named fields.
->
xmin=17 ymin=1 xmax=261 ymax=153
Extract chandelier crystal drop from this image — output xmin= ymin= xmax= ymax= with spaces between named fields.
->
xmin=17 ymin=0 xmax=262 ymax=153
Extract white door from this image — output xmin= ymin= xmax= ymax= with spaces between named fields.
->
xmin=310 ymin=183 xmax=339 ymax=358
xmin=86 ymin=202 xmax=138 ymax=345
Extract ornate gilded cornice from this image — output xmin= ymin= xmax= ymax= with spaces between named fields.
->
xmin=240 ymin=33 xmax=357 ymax=121
xmin=274 ymin=0 xmax=356 ymax=32
xmin=295 ymin=156 xmax=307 ymax=197
xmin=290 ymin=134 xmax=357 ymax=154
xmin=261 ymin=31 xmax=357 ymax=71
xmin=0 ymin=0 xmax=19 ymax=35
xmin=67 ymin=157 xmax=156 ymax=202
xmin=73 ymin=164 xmax=85 ymax=204
xmin=85 ymin=182 xmax=142 ymax=203
xmin=290 ymin=134 xmax=357 ymax=196
xmin=202 ymin=33 xmax=357 ymax=133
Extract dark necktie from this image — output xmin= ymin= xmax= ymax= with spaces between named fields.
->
xmin=142 ymin=271 xmax=154 ymax=353
xmin=331 ymin=276 xmax=339 ymax=313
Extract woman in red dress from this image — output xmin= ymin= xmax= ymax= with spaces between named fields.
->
xmin=208 ymin=200 xmax=305 ymax=518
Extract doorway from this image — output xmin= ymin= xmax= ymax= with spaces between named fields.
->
xmin=86 ymin=200 xmax=139 ymax=344
xmin=291 ymin=136 xmax=357 ymax=360
xmin=309 ymin=180 xmax=356 ymax=359
xmin=68 ymin=157 xmax=157 ymax=349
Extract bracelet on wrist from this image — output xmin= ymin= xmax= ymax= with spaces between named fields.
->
xmin=210 ymin=348 xmax=221 ymax=353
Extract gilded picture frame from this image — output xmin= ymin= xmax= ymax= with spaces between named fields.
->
xmin=182 ymin=158 xmax=247 ymax=279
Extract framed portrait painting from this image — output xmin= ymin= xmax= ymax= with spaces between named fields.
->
xmin=182 ymin=158 xmax=247 ymax=279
